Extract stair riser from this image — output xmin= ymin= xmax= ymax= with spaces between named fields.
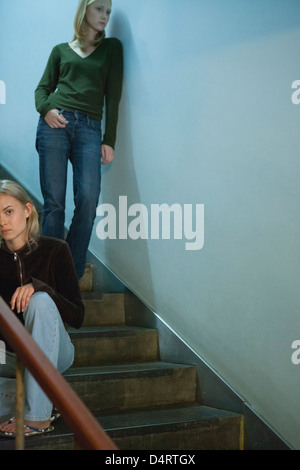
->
xmin=111 ymin=417 xmax=243 ymax=450
xmin=26 ymin=438 xmax=74 ymax=451
xmin=24 ymin=416 xmax=243 ymax=451
xmin=66 ymin=367 xmax=197 ymax=413
xmin=82 ymin=295 xmax=125 ymax=326
xmin=71 ymin=331 xmax=159 ymax=366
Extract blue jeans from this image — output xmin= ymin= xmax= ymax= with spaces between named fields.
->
xmin=0 ymin=293 xmax=74 ymax=421
xmin=36 ymin=110 xmax=102 ymax=279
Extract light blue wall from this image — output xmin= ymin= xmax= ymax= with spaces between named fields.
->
xmin=0 ymin=0 xmax=77 ymax=212
xmin=1 ymin=0 xmax=300 ymax=449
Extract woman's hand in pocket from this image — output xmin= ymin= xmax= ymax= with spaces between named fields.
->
xmin=44 ymin=109 xmax=69 ymax=128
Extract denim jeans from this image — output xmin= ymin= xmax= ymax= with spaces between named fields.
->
xmin=36 ymin=110 xmax=102 ymax=279
xmin=0 ymin=293 xmax=74 ymax=422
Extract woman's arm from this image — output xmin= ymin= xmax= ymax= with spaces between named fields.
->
xmin=102 ymin=38 xmax=124 ymax=150
xmin=35 ymin=46 xmax=61 ymax=117
xmin=30 ymin=242 xmax=85 ymax=329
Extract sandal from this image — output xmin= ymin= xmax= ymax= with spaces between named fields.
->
xmin=50 ymin=408 xmax=61 ymax=423
xmin=0 ymin=417 xmax=54 ymax=439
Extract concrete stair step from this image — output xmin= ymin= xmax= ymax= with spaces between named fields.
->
xmin=100 ymin=405 xmax=244 ymax=450
xmin=69 ymin=325 xmax=159 ymax=367
xmin=81 ymin=293 xmax=125 ymax=327
xmin=10 ymin=405 xmax=243 ymax=451
xmin=63 ymin=362 xmax=197 ymax=413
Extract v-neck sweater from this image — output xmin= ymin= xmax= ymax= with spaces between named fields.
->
xmin=35 ymin=38 xmax=123 ymax=149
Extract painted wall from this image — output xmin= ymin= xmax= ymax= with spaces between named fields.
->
xmin=1 ymin=0 xmax=300 ymax=449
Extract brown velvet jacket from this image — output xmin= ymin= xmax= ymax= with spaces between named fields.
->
xmin=0 ymin=236 xmax=85 ymax=349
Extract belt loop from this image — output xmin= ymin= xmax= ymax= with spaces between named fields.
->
xmin=87 ymin=115 xmax=91 ymax=125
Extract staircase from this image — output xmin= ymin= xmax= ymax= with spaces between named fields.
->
xmin=0 ymin=266 xmax=244 ymax=451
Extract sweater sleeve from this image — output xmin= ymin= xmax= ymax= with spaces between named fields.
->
xmin=35 ymin=45 xmax=61 ymax=117
xmin=102 ymin=38 xmax=123 ymax=149
xmin=31 ymin=242 xmax=85 ymax=329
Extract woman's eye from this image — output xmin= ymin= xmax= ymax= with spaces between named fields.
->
xmin=96 ymin=7 xmax=111 ymax=15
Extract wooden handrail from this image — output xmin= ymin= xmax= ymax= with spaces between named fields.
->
xmin=0 ymin=297 xmax=118 ymax=451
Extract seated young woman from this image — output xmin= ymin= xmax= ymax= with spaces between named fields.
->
xmin=0 ymin=180 xmax=84 ymax=438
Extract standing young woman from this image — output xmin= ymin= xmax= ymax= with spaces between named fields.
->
xmin=0 ymin=180 xmax=84 ymax=437
xmin=35 ymin=0 xmax=123 ymax=279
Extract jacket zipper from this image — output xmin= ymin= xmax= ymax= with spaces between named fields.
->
xmin=14 ymin=252 xmax=24 ymax=286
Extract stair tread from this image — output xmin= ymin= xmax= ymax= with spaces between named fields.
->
xmin=81 ymin=292 xmax=124 ymax=300
xmin=68 ymin=325 xmax=156 ymax=337
xmin=0 ymin=405 xmax=241 ymax=450
xmin=64 ymin=361 xmax=195 ymax=378
xmin=95 ymin=404 xmax=242 ymax=432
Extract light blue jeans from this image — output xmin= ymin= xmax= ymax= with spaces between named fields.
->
xmin=0 ymin=293 xmax=74 ymax=422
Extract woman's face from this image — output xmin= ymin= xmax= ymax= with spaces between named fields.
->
xmin=0 ymin=194 xmax=32 ymax=251
xmin=85 ymin=0 xmax=112 ymax=34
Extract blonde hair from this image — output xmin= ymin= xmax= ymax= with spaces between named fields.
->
xmin=0 ymin=180 xmax=40 ymax=248
xmin=73 ymin=0 xmax=112 ymax=51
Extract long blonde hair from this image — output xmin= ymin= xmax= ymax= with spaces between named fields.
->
xmin=0 ymin=180 xmax=40 ymax=248
xmin=73 ymin=0 xmax=112 ymax=51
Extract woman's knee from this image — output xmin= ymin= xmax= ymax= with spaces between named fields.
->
xmin=28 ymin=292 xmax=52 ymax=308
xmin=74 ymin=193 xmax=99 ymax=221
xmin=23 ymin=292 xmax=58 ymax=324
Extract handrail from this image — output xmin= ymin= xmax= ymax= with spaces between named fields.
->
xmin=0 ymin=297 xmax=118 ymax=451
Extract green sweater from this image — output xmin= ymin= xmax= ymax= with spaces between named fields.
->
xmin=35 ymin=38 xmax=123 ymax=149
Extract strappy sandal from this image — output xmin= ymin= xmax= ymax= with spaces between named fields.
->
xmin=50 ymin=408 xmax=61 ymax=423
xmin=0 ymin=417 xmax=54 ymax=439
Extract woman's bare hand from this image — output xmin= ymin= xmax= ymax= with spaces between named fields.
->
xmin=44 ymin=109 xmax=69 ymax=129
xmin=11 ymin=283 xmax=35 ymax=313
xmin=101 ymin=144 xmax=114 ymax=165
